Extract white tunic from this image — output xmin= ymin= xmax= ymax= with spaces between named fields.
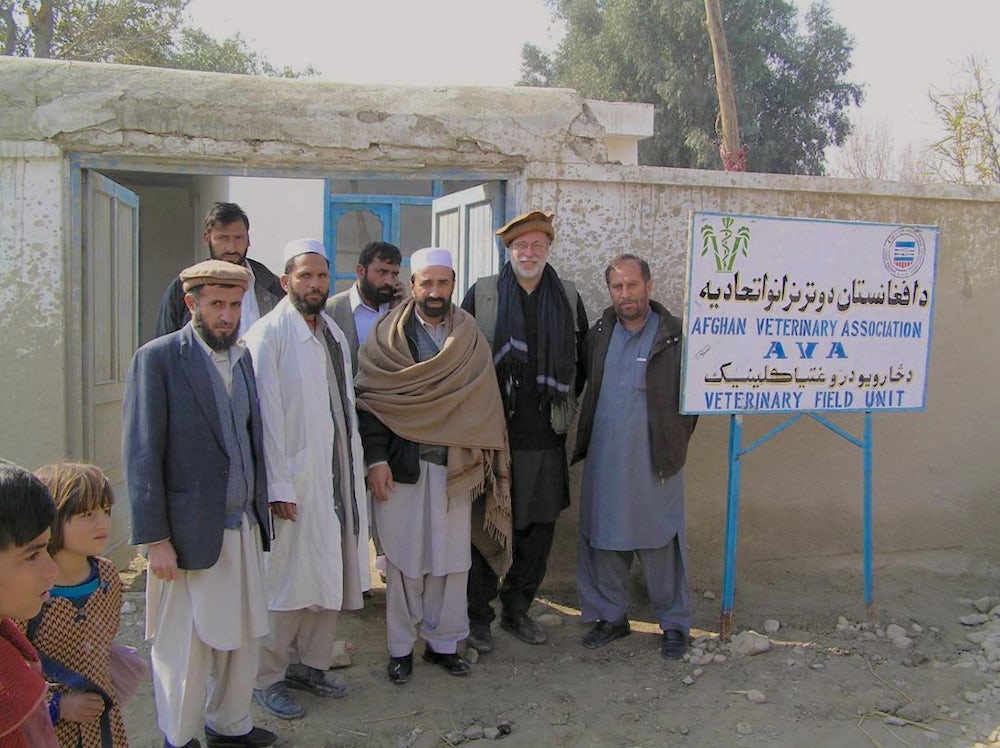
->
xmin=375 ymin=461 xmax=471 ymax=579
xmin=244 ymin=298 xmax=371 ymax=611
xmin=145 ymin=523 xmax=268 ymax=650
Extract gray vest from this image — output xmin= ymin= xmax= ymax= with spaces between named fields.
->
xmin=207 ymin=359 xmax=257 ymax=529
xmin=412 ymin=321 xmax=448 ymax=466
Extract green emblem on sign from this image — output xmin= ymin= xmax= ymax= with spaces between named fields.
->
xmin=700 ymin=216 xmax=750 ymax=272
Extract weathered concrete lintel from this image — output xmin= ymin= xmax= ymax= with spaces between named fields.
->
xmin=0 ymin=57 xmax=612 ymax=167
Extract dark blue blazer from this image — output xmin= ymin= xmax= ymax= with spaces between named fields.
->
xmin=122 ymin=324 xmax=271 ymax=570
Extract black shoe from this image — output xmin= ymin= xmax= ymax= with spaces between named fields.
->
xmin=466 ymin=622 xmax=493 ymax=653
xmin=387 ymin=652 xmax=413 ymax=684
xmin=422 ymin=647 xmax=471 ymax=676
xmin=500 ymin=612 xmax=547 ymax=644
xmin=661 ymin=629 xmax=688 ymax=660
xmin=204 ymin=725 xmax=276 ymax=747
xmin=582 ymin=619 xmax=631 ymax=649
xmin=164 ymin=740 xmax=200 ymax=748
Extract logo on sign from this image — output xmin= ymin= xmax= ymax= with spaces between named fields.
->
xmin=700 ymin=216 xmax=751 ymax=272
xmin=882 ymin=227 xmax=925 ymax=278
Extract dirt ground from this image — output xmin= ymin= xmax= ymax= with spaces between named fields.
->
xmin=117 ymin=549 xmax=1000 ymax=748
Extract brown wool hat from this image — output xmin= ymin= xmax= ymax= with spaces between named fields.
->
xmin=495 ymin=210 xmax=555 ymax=247
xmin=179 ymin=259 xmax=252 ymax=293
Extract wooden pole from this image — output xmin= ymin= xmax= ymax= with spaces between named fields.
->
xmin=704 ymin=0 xmax=746 ymax=171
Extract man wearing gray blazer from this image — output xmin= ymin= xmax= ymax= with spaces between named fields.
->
xmin=325 ymin=241 xmax=402 ymax=372
xmin=123 ymin=259 xmax=276 ymax=748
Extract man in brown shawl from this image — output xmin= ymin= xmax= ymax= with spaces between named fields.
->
xmin=355 ymin=247 xmax=511 ymax=685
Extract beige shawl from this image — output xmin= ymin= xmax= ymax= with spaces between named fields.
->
xmin=355 ymin=299 xmax=512 ymax=575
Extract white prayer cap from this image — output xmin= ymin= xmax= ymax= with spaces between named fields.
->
xmin=410 ymin=247 xmax=453 ymax=273
xmin=282 ymin=238 xmax=327 ymax=264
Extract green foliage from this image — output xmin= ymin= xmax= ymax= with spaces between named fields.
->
xmin=1 ymin=0 xmax=185 ymax=63
xmin=171 ymin=28 xmax=317 ymax=78
xmin=926 ymin=55 xmax=1000 ymax=185
xmin=0 ymin=0 xmax=316 ymax=77
xmin=519 ymin=0 xmax=863 ymax=174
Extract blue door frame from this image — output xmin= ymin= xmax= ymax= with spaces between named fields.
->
xmin=324 ymin=182 xmax=447 ymax=281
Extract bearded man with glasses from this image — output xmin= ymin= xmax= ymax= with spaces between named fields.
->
xmin=461 ymin=210 xmax=589 ymax=653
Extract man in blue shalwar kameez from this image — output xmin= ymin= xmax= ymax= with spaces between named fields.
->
xmin=572 ymin=253 xmax=698 ymax=660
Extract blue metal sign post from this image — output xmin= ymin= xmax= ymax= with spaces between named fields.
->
xmin=719 ymin=411 xmax=874 ymax=639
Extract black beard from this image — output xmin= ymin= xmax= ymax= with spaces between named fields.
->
xmin=289 ymin=288 xmax=327 ymax=316
xmin=360 ymin=276 xmax=394 ymax=306
xmin=193 ymin=314 xmax=239 ymax=352
xmin=207 ymin=238 xmax=247 ymax=264
xmin=418 ymin=297 xmax=449 ymax=319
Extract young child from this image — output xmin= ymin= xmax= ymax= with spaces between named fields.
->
xmin=29 ymin=463 xmax=130 ymax=748
xmin=0 ymin=460 xmax=60 ymax=748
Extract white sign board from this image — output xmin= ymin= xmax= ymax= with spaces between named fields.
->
xmin=681 ymin=212 xmax=938 ymax=415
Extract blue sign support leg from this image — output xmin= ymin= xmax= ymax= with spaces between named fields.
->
xmin=720 ymin=414 xmax=743 ymax=640
xmin=863 ymin=411 xmax=874 ymax=623
xmin=717 ymin=411 xmax=873 ymax=636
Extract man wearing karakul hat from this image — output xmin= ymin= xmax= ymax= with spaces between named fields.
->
xmin=462 ymin=210 xmax=588 ymax=653
xmin=354 ymin=247 xmax=512 ymax=685
xmin=123 ymin=259 xmax=276 ymax=748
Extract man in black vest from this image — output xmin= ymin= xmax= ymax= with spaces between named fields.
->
xmin=461 ymin=211 xmax=588 ymax=652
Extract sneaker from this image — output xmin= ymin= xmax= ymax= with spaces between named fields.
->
xmin=582 ymin=619 xmax=631 ymax=649
xmin=285 ymin=663 xmax=347 ymax=698
xmin=252 ymin=682 xmax=305 ymax=720
xmin=500 ymin=613 xmax=547 ymax=645
xmin=465 ymin=622 xmax=493 ymax=653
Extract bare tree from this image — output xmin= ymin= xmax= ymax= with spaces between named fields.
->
xmin=925 ymin=55 xmax=1000 ymax=185
xmin=827 ymin=115 xmax=927 ymax=182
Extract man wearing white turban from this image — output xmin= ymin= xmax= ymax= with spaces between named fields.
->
xmin=355 ymin=248 xmax=512 ymax=685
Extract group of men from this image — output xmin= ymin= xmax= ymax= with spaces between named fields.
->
xmin=122 ymin=201 xmax=696 ymax=748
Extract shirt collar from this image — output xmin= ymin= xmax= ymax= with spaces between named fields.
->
xmin=189 ymin=321 xmax=245 ymax=370
xmin=349 ymin=282 xmax=389 ymax=314
xmin=413 ymin=306 xmax=447 ymax=331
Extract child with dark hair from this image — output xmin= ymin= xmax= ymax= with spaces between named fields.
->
xmin=28 ymin=462 xmax=132 ymax=748
xmin=0 ymin=460 xmax=59 ymax=748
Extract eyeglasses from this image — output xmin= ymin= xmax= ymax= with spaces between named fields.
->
xmin=510 ymin=241 xmax=550 ymax=253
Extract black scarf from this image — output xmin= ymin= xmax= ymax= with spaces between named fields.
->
xmin=493 ymin=262 xmax=575 ymax=418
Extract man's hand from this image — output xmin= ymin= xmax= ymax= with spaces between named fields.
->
xmin=271 ymin=501 xmax=298 ymax=521
xmin=58 ymin=691 xmax=105 ymax=723
xmin=368 ymin=464 xmax=395 ymax=502
xmin=390 ymin=281 xmax=406 ymax=307
xmin=147 ymin=540 xmax=179 ymax=581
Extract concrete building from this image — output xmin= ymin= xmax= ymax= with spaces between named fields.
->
xmin=1 ymin=57 xmax=997 ymax=605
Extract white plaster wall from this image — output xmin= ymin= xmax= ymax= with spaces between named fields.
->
xmin=0 ymin=142 xmax=68 ymax=467
xmin=522 ymin=162 xmax=1000 ymax=585
xmin=228 ymin=177 xmax=323 ymax=276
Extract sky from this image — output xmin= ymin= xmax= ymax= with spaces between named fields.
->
xmin=186 ymin=0 xmax=1000 ymax=156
